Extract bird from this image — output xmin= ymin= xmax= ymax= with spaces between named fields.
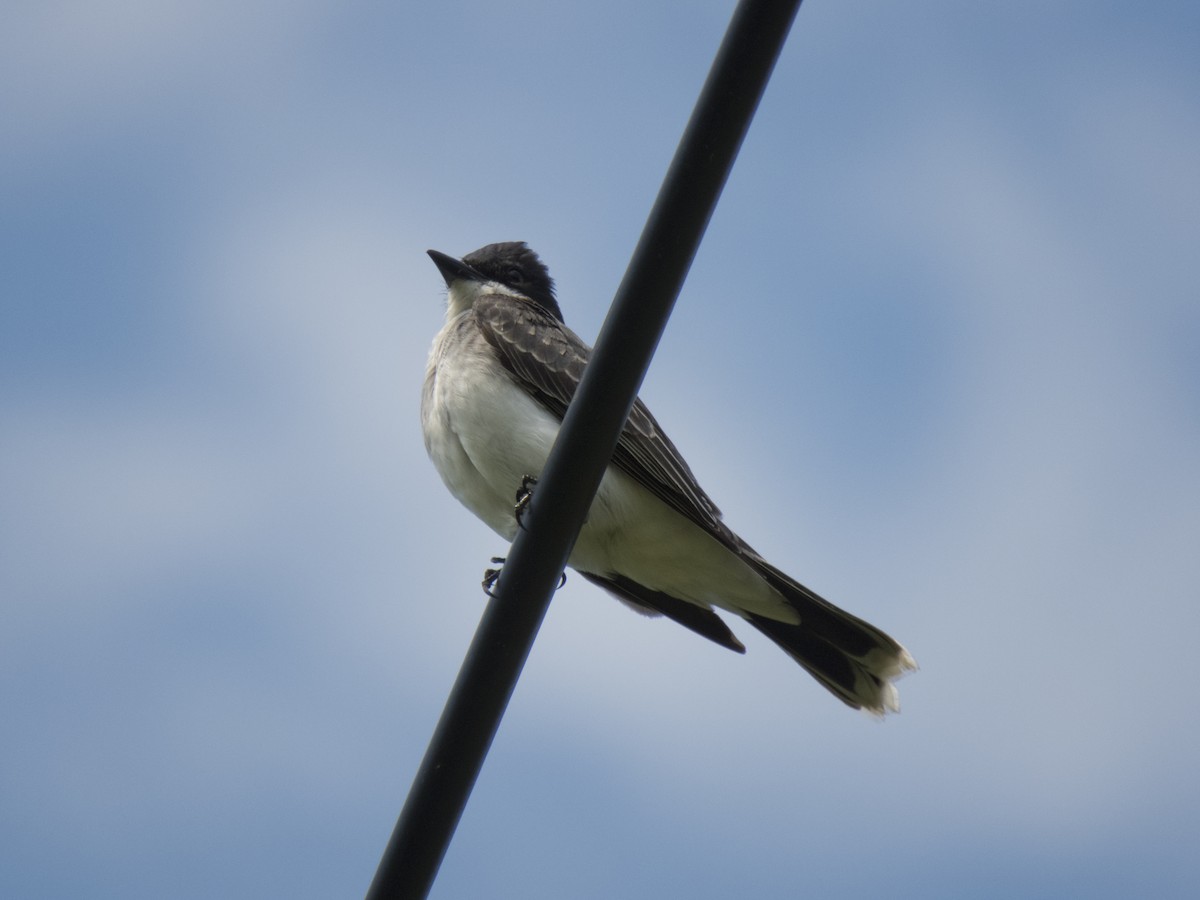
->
xmin=421 ymin=241 xmax=916 ymax=714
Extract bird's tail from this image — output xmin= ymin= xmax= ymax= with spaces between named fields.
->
xmin=744 ymin=559 xmax=916 ymax=715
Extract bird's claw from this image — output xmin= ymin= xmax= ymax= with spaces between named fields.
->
xmin=480 ymin=554 xmax=567 ymax=597
xmin=514 ymin=474 xmax=538 ymax=530
xmin=482 ymin=556 xmax=506 ymax=597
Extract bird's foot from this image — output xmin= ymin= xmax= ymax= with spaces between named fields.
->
xmin=482 ymin=556 xmax=506 ymax=597
xmin=480 ymin=555 xmax=567 ymax=598
xmin=514 ymin=474 xmax=538 ymax=529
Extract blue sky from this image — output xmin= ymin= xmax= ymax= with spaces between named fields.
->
xmin=3 ymin=1 xmax=1199 ymax=897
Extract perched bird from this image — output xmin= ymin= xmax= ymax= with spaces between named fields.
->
xmin=421 ymin=241 xmax=916 ymax=713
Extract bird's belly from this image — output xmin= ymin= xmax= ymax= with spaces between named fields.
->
xmin=569 ymin=468 xmax=795 ymax=622
xmin=423 ymin=356 xmax=559 ymax=541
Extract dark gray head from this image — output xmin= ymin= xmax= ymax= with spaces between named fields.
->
xmin=427 ymin=241 xmax=562 ymax=321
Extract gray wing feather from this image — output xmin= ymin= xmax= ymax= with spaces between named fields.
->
xmin=473 ymin=293 xmax=735 ymax=545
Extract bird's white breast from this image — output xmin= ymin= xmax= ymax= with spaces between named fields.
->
xmin=422 ymin=313 xmax=561 ymax=541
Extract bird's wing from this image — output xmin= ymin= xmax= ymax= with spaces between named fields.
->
xmin=577 ymin=572 xmax=746 ymax=653
xmin=473 ymin=292 xmax=736 ymax=545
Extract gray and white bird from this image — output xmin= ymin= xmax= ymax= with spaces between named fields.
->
xmin=421 ymin=241 xmax=916 ymax=713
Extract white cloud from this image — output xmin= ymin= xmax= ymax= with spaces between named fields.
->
xmin=1 ymin=2 xmax=329 ymax=152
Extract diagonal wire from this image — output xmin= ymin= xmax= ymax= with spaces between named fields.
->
xmin=366 ymin=1 xmax=804 ymax=897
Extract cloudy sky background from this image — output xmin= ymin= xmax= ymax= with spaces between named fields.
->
xmin=3 ymin=1 xmax=1198 ymax=897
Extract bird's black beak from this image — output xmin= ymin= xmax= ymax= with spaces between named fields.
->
xmin=427 ymin=249 xmax=485 ymax=288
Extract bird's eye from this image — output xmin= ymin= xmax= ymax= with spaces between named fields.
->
xmin=505 ymin=266 xmax=523 ymax=284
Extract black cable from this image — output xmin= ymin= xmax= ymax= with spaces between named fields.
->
xmin=366 ymin=2 xmax=803 ymax=896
